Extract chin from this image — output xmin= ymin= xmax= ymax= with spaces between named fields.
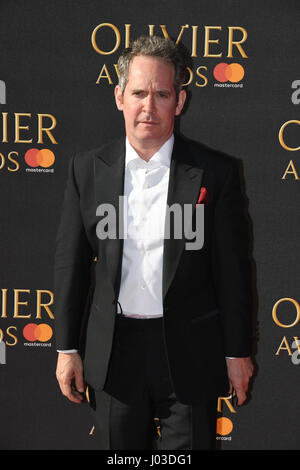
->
xmin=137 ymin=131 xmax=161 ymax=142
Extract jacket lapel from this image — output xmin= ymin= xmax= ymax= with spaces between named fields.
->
xmin=94 ymin=139 xmax=125 ymax=296
xmin=162 ymin=135 xmax=204 ymax=299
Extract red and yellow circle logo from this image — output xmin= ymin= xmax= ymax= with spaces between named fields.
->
xmin=24 ymin=148 xmax=55 ymax=168
xmin=23 ymin=323 xmax=53 ymax=342
xmin=213 ymin=63 xmax=245 ymax=83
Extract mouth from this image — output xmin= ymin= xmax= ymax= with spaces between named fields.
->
xmin=139 ymin=121 xmax=158 ymax=125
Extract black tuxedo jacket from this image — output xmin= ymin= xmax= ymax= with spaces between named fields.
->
xmin=54 ymin=133 xmax=253 ymax=404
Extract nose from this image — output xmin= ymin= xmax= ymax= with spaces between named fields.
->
xmin=143 ymin=93 xmax=155 ymax=114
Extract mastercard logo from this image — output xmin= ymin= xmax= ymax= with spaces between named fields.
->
xmin=213 ymin=63 xmax=245 ymax=83
xmin=23 ymin=323 xmax=53 ymax=342
xmin=216 ymin=417 xmax=233 ymax=436
xmin=25 ymin=148 xmax=55 ymax=168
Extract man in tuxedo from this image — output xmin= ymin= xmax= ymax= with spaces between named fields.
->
xmin=55 ymin=35 xmax=254 ymax=450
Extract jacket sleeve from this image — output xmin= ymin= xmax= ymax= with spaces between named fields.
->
xmin=212 ymin=159 xmax=254 ymax=357
xmin=54 ymin=155 xmax=94 ymax=350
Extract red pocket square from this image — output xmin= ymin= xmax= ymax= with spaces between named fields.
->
xmin=197 ymin=187 xmax=209 ymax=205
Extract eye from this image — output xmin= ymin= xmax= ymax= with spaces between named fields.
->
xmin=133 ymin=91 xmax=144 ymax=97
xmin=158 ymin=92 xmax=169 ymax=98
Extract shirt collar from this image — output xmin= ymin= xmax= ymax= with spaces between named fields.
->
xmin=125 ymin=134 xmax=174 ymax=169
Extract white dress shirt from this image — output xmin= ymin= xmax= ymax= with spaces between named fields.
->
xmin=117 ymin=135 xmax=173 ymax=318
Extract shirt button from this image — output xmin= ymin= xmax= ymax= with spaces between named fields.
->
xmin=141 ymin=283 xmax=146 ymax=289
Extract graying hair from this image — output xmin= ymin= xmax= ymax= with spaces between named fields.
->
xmin=117 ymin=35 xmax=188 ymax=98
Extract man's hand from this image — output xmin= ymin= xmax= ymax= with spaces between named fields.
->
xmin=56 ymin=352 xmax=85 ymax=404
xmin=226 ymin=357 xmax=254 ymax=406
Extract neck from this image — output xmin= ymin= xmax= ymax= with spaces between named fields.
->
xmin=127 ymin=135 xmax=173 ymax=162
xmin=130 ymin=144 xmax=160 ymax=162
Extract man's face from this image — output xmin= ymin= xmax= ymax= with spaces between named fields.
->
xmin=115 ymin=55 xmax=186 ymax=150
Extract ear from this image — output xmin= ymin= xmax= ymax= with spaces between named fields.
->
xmin=114 ymin=85 xmax=124 ymax=111
xmin=175 ymin=89 xmax=187 ymax=116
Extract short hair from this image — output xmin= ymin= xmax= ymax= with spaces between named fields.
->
xmin=117 ymin=35 xmax=189 ymax=98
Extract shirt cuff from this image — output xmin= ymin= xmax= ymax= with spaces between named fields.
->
xmin=57 ymin=349 xmax=78 ymax=353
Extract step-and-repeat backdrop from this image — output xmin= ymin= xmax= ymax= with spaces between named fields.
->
xmin=0 ymin=0 xmax=299 ymax=450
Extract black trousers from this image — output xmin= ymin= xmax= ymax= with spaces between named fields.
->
xmin=87 ymin=316 xmax=217 ymax=450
